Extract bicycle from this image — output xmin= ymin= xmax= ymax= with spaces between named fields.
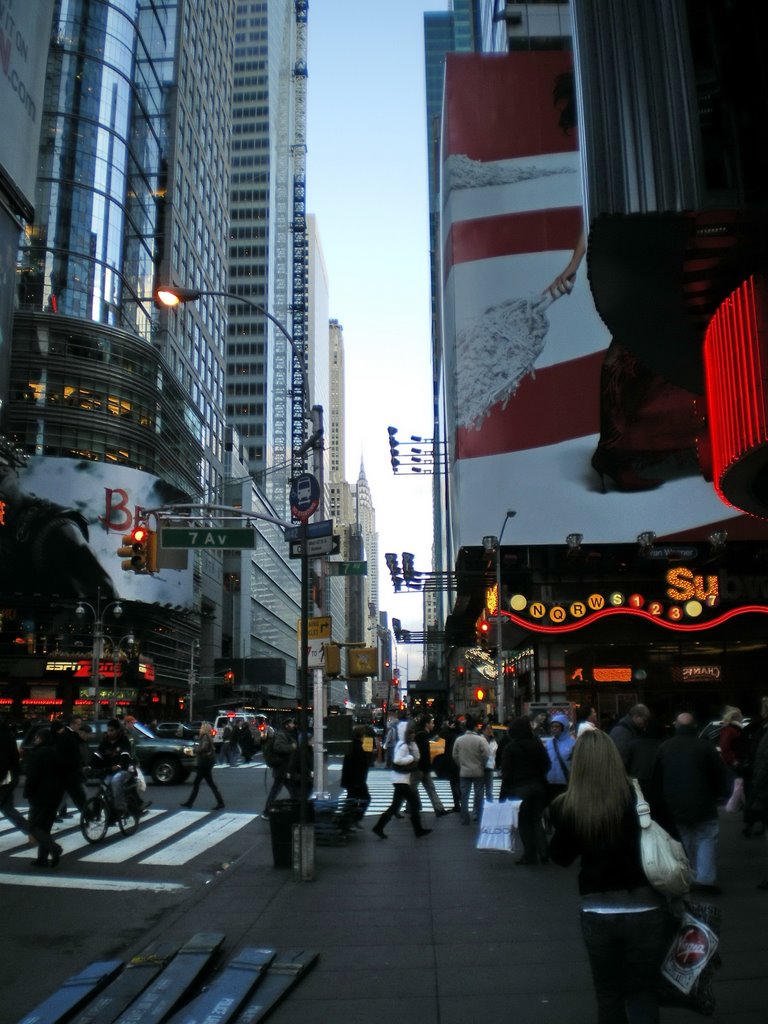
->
xmin=80 ymin=767 xmax=143 ymax=844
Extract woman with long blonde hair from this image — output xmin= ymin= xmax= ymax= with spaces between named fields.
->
xmin=549 ymin=730 xmax=667 ymax=1023
xmin=180 ymin=722 xmax=225 ymax=811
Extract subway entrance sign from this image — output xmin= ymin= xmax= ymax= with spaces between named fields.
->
xmin=161 ymin=527 xmax=256 ymax=549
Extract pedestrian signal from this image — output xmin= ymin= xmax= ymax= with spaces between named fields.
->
xmin=474 ymin=686 xmax=486 ymax=702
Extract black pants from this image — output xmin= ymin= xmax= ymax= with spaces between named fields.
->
xmin=187 ymin=758 xmax=223 ymax=807
xmin=511 ymin=782 xmax=547 ymax=862
xmin=581 ymin=907 xmax=667 ymax=1024
xmin=376 ymin=783 xmax=425 ymax=834
xmin=28 ymin=799 xmax=62 ymax=863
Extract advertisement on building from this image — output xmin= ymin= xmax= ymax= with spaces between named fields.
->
xmin=440 ymin=53 xmax=768 ymax=549
xmin=0 ymin=0 xmax=55 ymax=216
xmin=0 ymin=454 xmax=193 ymax=607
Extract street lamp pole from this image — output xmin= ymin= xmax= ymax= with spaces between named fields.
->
xmin=155 ymin=282 xmax=316 ymax=878
xmin=75 ymin=589 xmax=123 ymax=718
xmin=111 ymin=633 xmax=135 ymax=717
xmin=495 ymin=510 xmax=516 ymax=723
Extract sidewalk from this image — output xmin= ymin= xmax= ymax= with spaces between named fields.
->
xmin=124 ymin=771 xmax=768 ymax=1024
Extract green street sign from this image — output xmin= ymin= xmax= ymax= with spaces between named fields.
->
xmin=161 ymin=527 xmax=256 ymax=549
xmin=327 ymin=561 xmax=368 ymax=576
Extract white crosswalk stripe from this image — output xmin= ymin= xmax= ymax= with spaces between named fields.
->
xmin=363 ymin=774 xmax=502 ymax=815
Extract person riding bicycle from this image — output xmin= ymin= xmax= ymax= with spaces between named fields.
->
xmin=97 ymin=719 xmax=137 ymax=814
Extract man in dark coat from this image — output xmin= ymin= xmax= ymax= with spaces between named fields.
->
xmin=261 ymin=718 xmax=299 ymax=818
xmin=610 ymin=703 xmax=657 ymax=793
xmin=653 ymin=712 xmax=729 ymax=895
xmin=55 ymin=716 xmax=89 ymax=815
xmin=23 ymin=729 xmax=65 ymax=868
xmin=0 ymin=719 xmax=28 ymax=836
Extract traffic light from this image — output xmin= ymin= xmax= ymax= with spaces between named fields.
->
xmin=223 ymin=669 xmax=235 ymax=684
xmin=474 ymin=686 xmax=486 ymax=702
xmin=117 ymin=526 xmax=158 ymax=574
xmin=477 ymin=619 xmax=490 ymax=644
xmin=402 ymin=552 xmax=415 ymax=582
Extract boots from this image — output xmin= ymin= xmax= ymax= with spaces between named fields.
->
xmin=411 ymin=812 xmax=432 ymax=838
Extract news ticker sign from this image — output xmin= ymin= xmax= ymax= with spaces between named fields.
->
xmin=44 ymin=658 xmax=155 ymax=681
xmin=489 ymin=567 xmax=768 ymax=634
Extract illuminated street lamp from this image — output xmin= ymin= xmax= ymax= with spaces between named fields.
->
xmin=110 ymin=633 xmax=135 ymax=716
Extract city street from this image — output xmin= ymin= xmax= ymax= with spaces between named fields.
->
xmin=1 ymin=759 xmax=767 ymax=1023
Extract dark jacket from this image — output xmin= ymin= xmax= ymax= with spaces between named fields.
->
xmin=56 ymin=726 xmax=88 ymax=778
xmin=0 ymin=722 xmax=20 ymax=784
xmin=23 ymin=743 xmax=65 ymax=809
xmin=550 ymin=788 xmax=651 ymax=896
xmin=652 ymin=726 xmax=729 ymax=823
xmin=414 ymin=729 xmax=432 ymax=772
xmin=341 ymin=738 xmax=369 ymax=792
xmin=610 ymin=716 xmax=661 ymax=784
xmin=500 ymin=736 xmax=550 ymax=799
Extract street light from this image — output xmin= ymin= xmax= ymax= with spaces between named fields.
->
xmin=491 ymin=510 xmax=516 ymax=722
xmin=154 ymin=285 xmax=310 ymax=418
xmin=75 ymin=589 xmax=123 ymax=718
xmin=110 ymin=633 xmax=135 ymax=716
xmin=155 ymin=282 xmax=315 ymax=876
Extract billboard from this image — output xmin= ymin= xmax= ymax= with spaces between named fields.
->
xmin=440 ymin=54 xmax=767 ymax=548
xmin=0 ymin=454 xmax=194 ymax=608
xmin=0 ymin=0 xmax=55 ymax=216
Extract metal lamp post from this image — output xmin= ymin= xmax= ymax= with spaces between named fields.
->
xmin=155 ymin=283 xmax=316 ymax=878
xmin=494 ymin=510 xmax=516 ymax=723
xmin=110 ymin=633 xmax=135 ymax=716
xmin=188 ymin=639 xmax=200 ymax=721
xmin=75 ymin=589 xmax=123 ymax=718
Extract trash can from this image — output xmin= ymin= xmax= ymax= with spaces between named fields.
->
xmin=268 ymin=799 xmax=302 ymax=868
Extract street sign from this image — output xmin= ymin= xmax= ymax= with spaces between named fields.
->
xmin=161 ymin=527 xmax=256 ymax=549
xmin=284 ymin=518 xmax=333 ymax=542
xmin=327 ymin=561 xmax=367 ymax=576
xmin=297 ymin=616 xmax=332 ymax=669
xmin=288 ymin=534 xmax=340 ymax=559
xmin=289 ymin=473 xmax=320 ymax=522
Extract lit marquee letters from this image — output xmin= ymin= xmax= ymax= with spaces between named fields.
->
xmin=666 ymin=567 xmax=719 ymax=606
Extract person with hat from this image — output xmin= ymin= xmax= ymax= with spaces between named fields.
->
xmin=543 ymin=713 xmax=576 ymax=803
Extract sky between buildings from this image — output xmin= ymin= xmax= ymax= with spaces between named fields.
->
xmin=307 ymin=0 xmax=441 ymax=635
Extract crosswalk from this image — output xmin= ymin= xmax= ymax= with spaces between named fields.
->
xmin=363 ymin=773 xmax=502 ymax=814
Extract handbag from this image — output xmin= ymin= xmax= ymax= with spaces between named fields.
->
xmin=476 ymin=800 xmax=520 ymax=853
xmin=631 ymin=779 xmax=693 ymax=897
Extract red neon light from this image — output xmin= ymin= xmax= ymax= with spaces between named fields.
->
xmin=499 ymin=604 xmax=768 ymax=634
xmin=0 ymin=698 xmax=13 ymax=705
xmin=21 ymin=698 xmax=64 ymax=705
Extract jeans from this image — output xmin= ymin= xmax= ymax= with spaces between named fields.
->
xmin=264 ymin=768 xmax=298 ymax=814
xmin=459 ymin=775 xmax=484 ymax=825
xmin=412 ymin=769 xmax=445 ymax=814
xmin=581 ymin=907 xmax=667 ymax=1024
xmin=677 ymin=817 xmax=719 ymax=885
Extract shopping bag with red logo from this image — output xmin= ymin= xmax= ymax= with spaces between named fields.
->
xmin=659 ymin=900 xmax=722 ymax=1016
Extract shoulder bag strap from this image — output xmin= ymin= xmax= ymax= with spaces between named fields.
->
xmin=631 ymin=777 xmax=652 ymax=829
xmin=553 ymin=740 xmax=570 ymax=778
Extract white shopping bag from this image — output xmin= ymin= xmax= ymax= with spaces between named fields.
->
xmin=476 ymin=799 xmax=520 ymax=853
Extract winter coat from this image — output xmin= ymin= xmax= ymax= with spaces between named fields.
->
xmin=452 ymin=731 xmax=491 ymax=778
xmin=500 ymin=735 xmax=550 ymax=799
xmin=23 ymin=743 xmax=65 ymax=811
xmin=390 ymin=722 xmax=419 ymax=784
xmin=341 ymin=738 xmax=369 ymax=792
xmin=652 ymin=726 xmax=729 ymax=824
xmin=543 ymin=716 xmax=576 ymax=786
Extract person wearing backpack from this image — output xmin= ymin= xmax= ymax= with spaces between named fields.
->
xmin=261 ymin=718 xmax=298 ymax=819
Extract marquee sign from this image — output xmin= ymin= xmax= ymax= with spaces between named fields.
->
xmin=491 ymin=568 xmax=768 ymax=634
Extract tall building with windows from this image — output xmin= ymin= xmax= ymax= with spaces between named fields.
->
xmin=3 ymin=0 xmax=235 ymax=719
xmin=227 ymin=0 xmax=305 ymax=519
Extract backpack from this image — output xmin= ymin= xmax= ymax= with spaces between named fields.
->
xmin=261 ymin=727 xmax=279 ymax=767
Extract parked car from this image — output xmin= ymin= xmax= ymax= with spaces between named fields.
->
xmin=18 ymin=719 xmax=197 ymax=785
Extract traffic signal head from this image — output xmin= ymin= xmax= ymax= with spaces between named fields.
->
xmin=474 ymin=686 xmax=486 ymax=702
xmin=117 ymin=526 xmax=157 ymax=573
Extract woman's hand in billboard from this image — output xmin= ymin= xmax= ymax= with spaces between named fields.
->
xmin=546 ymin=233 xmax=586 ymax=299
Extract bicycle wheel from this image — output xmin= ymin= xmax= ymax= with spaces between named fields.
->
xmin=117 ymin=805 xmax=140 ymax=836
xmin=81 ymin=793 xmax=109 ymax=843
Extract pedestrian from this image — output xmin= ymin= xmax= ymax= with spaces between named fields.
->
xmin=500 ymin=716 xmax=550 ymax=864
xmin=652 ymin=711 xmax=729 ymax=895
xmin=261 ymin=717 xmax=299 ymax=818
xmin=743 ymin=696 xmax=768 ymax=837
xmin=181 ymin=722 xmax=225 ymax=810
xmin=340 ymin=724 xmax=371 ymax=827
xmin=452 ymin=714 xmax=490 ymax=825
xmin=482 ymin=722 xmax=498 ymax=802
xmin=439 ymin=718 xmax=462 ymax=812
xmin=55 ymin=716 xmax=89 ymax=814
xmin=218 ymin=722 xmax=233 ymax=765
xmin=23 ymin=728 xmax=65 ymax=869
xmin=575 ymin=704 xmax=598 ymax=736
xmin=373 ymin=720 xmax=432 ymax=839
xmin=413 ymin=715 xmax=449 ymax=817
xmin=543 ymin=713 xmax=576 ymax=802
xmin=0 ymin=717 xmax=31 ymax=839
xmin=235 ymin=720 xmax=255 ymax=763
xmin=609 ymin=703 xmax=658 ymax=795
xmin=549 ymin=730 xmax=668 ymax=1023
xmin=383 ymin=711 xmax=405 ymax=768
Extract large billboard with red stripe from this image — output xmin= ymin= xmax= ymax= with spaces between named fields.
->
xmin=441 ymin=53 xmax=761 ymax=548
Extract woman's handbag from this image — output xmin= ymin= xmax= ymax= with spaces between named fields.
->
xmin=631 ymin=779 xmax=693 ymax=897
